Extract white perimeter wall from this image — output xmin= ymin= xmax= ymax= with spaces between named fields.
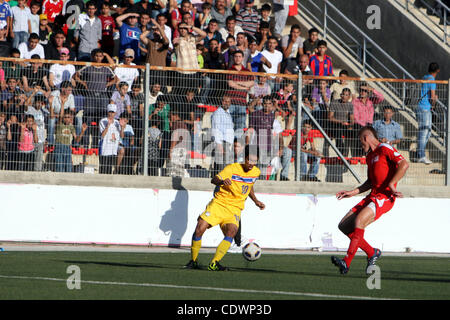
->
xmin=1 ymin=183 xmax=449 ymax=253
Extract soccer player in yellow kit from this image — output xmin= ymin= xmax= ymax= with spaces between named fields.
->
xmin=185 ymin=145 xmax=265 ymax=271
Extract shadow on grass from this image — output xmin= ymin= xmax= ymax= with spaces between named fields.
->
xmin=60 ymin=259 xmax=450 ymax=284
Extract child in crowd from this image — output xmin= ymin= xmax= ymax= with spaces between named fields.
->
xmin=38 ymin=14 xmax=51 ymax=46
xmin=17 ymin=114 xmax=38 ymax=171
xmin=196 ymin=43 xmax=204 ymax=68
xmin=198 ymin=1 xmax=212 ymax=30
xmin=29 ymin=1 xmax=40 ymax=35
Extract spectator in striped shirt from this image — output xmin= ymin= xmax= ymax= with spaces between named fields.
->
xmin=226 ymin=50 xmax=254 ymax=134
xmin=236 ymin=0 xmax=260 ymax=37
xmin=309 ymin=40 xmax=333 ymax=76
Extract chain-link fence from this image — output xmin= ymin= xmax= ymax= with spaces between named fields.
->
xmin=299 ymin=75 xmax=449 ymax=185
xmin=0 ymin=56 xmax=448 ymax=186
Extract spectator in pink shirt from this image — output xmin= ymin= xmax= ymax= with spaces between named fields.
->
xmin=352 ymin=83 xmax=384 ymax=128
xmin=351 ymin=82 xmax=384 ymax=156
xmin=18 ymin=114 xmax=38 ymax=171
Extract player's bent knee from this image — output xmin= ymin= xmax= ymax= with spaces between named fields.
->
xmin=194 ymin=218 xmax=210 ymax=236
xmin=223 ymin=224 xmax=238 ymax=238
xmin=355 ymin=207 xmax=375 ymax=229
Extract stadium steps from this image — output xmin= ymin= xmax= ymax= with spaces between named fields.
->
xmin=273 ymin=1 xmax=447 ymax=179
xmin=387 ymin=0 xmax=449 ymax=51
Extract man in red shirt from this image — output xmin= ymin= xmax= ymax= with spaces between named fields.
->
xmin=42 ymin=0 xmax=63 ymax=24
xmin=226 ymin=50 xmax=254 ymax=133
xmin=331 ymin=126 xmax=409 ymax=275
xmin=171 ymin=0 xmax=194 ymax=32
xmin=98 ymin=2 xmax=116 ymax=57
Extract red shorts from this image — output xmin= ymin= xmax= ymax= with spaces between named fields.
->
xmin=351 ymin=194 xmax=396 ymax=221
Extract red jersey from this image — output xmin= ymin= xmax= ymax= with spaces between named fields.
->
xmin=366 ymin=143 xmax=405 ymax=196
xmin=309 ymin=54 xmax=333 ymax=76
xmin=99 ymin=15 xmax=116 ymax=38
xmin=42 ymin=0 xmax=64 ymax=23
xmin=226 ymin=64 xmax=254 ymax=106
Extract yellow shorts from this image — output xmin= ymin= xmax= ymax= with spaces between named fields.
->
xmin=199 ymin=200 xmax=241 ymax=228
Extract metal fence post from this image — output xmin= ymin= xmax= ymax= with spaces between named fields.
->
xmin=446 ymin=78 xmax=450 ymax=186
xmin=296 ymin=71 xmax=303 ymax=181
xmin=362 ymin=37 xmax=366 ymax=77
xmin=143 ymin=63 xmax=150 ymax=176
xmin=323 ymin=0 xmax=328 ymax=40
xmin=445 ymin=9 xmax=448 ymax=45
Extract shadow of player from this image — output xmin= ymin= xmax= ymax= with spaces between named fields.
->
xmin=159 ymin=177 xmax=189 ymax=248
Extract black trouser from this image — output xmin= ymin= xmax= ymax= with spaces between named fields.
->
xmin=349 ymin=124 xmax=365 ymax=157
xmin=212 ymin=142 xmax=233 ymax=177
xmin=6 ymin=147 xmax=19 ymax=171
xmin=84 ymin=93 xmax=108 ymax=148
xmin=328 ymin=123 xmax=352 ymax=158
xmin=148 ymin=159 xmax=159 ymax=176
xmin=99 ymin=155 xmax=116 ymax=174
xmin=18 ymin=152 xmax=35 ymax=171
xmin=234 ymin=222 xmax=242 ymax=246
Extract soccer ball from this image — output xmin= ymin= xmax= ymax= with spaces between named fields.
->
xmin=242 ymin=242 xmax=261 ymax=261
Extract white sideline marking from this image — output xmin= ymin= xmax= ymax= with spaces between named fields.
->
xmin=0 ymin=274 xmax=396 ymax=300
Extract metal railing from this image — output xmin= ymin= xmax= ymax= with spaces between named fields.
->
xmin=0 ymin=56 xmax=448 ymax=185
xmin=396 ymin=0 xmax=449 ymax=46
xmin=298 ymin=0 xmax=448 ymax=149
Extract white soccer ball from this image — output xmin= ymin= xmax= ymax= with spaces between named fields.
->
xmin=242 ymin=242 xmax=262 ymax=261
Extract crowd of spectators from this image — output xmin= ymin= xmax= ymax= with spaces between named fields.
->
xmin=0 ymin=0 xmax=427 ymax=180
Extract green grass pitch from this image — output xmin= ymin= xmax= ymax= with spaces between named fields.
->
xmin=0 ymin=250 xmax=449 ymax=300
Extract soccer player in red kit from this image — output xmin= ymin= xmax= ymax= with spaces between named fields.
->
xmin=331 ymin=126 xmax=409 ymax=274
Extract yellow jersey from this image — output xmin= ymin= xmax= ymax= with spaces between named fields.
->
xmin=213 ymin=163 xmax=261 ymax=210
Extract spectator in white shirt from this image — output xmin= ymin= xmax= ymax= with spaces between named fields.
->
xmin=211 ymin=94 xmax=235 ymax=176
xmin=29 ymin=1 xmax=40 ymax=35
xmin=10 ymin=0 xmax=31 ymax=49
xmin=18 ymin=33 xmax=44 ymax=59
xmin=219 ymin=15 xmax=244 ymax=47
xmin=261 ymin=36 xmax=283 ymax=91
xmin=99 ymin=103 xmax=121 ymax=174
xmin=48 ymin=47 xmax=76 ymax=89
xmin=114 ymin=48 xmax=140 ymax=91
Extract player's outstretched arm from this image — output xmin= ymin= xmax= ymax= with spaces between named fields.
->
xmin=336 ymin=179 xmax=372 ymax=200
xmin=249 ymin=187 xmax=265 ymax=210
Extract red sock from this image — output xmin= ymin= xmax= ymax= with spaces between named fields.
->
xmin=343 ymin=228 xmax=365 ymax=267
xmin=347 ymin=231 xmax=375 ymax=258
